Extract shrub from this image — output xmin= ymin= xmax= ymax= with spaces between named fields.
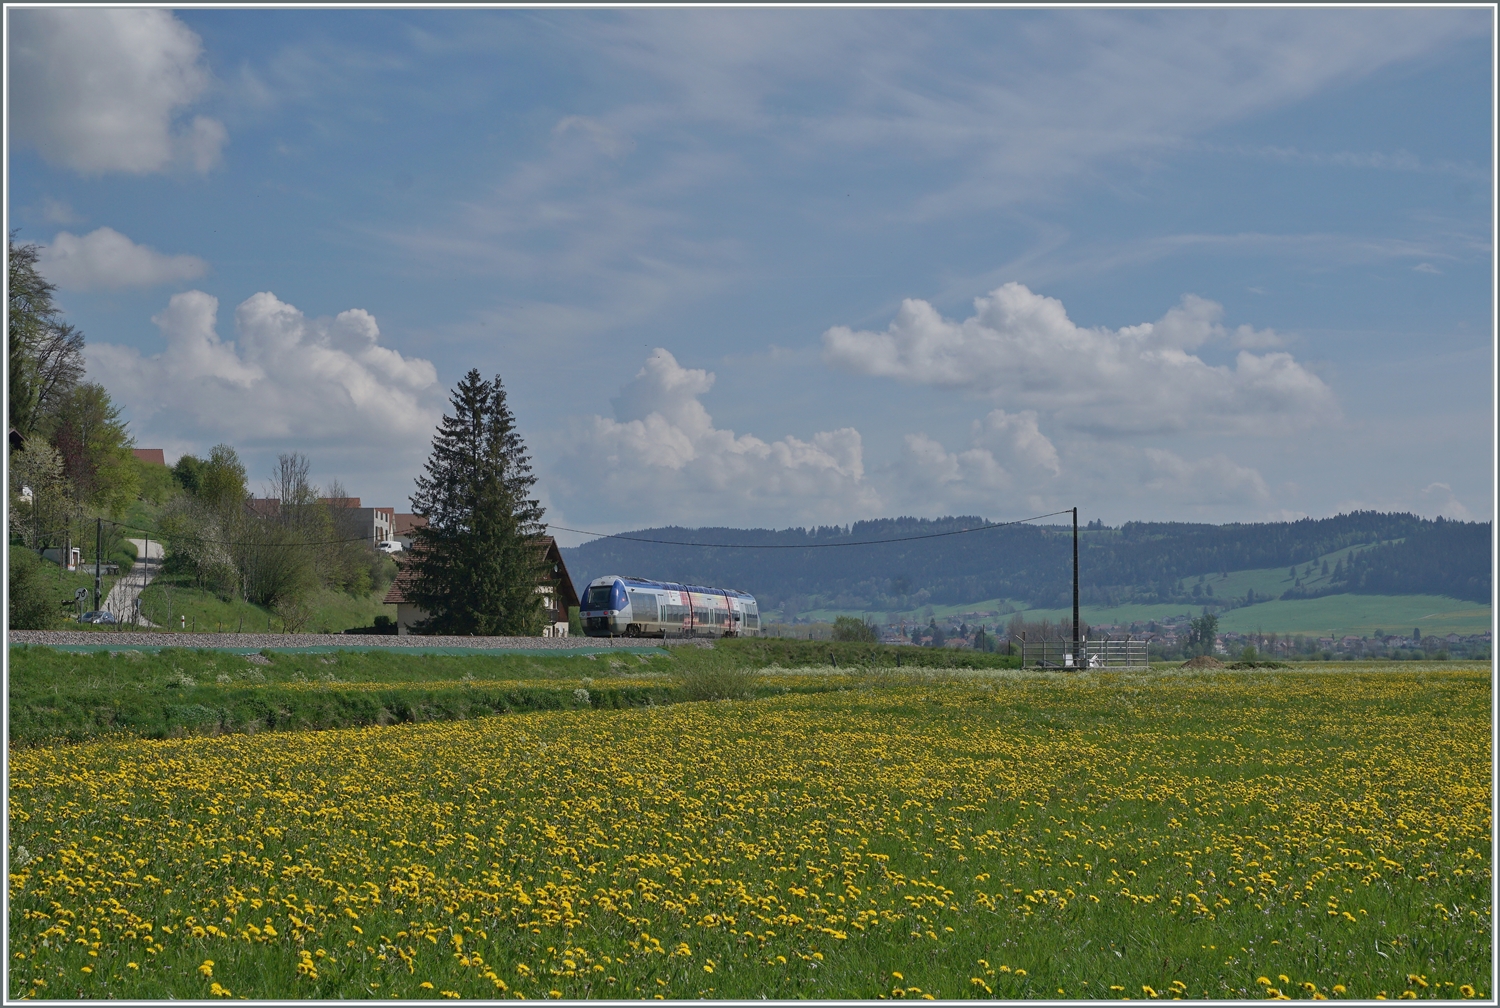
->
xmin=832 ymin=616 xmax=878 ymax=643
xmin=676 ymin=664 xmax=760 ymax=701
xmin=8 ymin=549 xmax=57 ymax=630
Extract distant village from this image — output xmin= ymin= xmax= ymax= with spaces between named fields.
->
xmin=771 ymin=608 xmax=1493 ymax=662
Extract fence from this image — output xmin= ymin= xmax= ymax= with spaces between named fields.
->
xmin=1017 ymin=636 xmax=1148 ymax=669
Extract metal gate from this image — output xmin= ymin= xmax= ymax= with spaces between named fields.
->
xmin=1018 ymin=636 xmax=1148 ymax=669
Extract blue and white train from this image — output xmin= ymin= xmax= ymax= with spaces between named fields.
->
xmin=580 ymin=575 xmax=761 ymax=638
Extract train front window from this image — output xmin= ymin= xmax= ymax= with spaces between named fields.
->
xmin=583 ymin=585 xmax=614 ymax=610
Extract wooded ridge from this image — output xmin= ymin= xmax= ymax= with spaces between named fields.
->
xmin=561 ymin=511 xmax=1490 ymax=613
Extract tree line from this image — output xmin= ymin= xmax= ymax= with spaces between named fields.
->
xmin=8 ymin=235 xmax=159 ymax=626
xmin=562 ymin=510 xmax=1491 ymax=615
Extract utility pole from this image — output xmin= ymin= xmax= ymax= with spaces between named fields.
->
xmin=143 ymin=533 xmax=151 ymax=626
xmin=1072 ymin=506 xmax=1080 ymax=669
xmin=94 ymin=517 xmax=103 ymax=611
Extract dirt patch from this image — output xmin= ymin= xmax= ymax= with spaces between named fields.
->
xmin=1178 ymin=655 xmax=1225 ymax=669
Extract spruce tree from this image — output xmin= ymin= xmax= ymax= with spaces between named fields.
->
xmin=407 ymin=369 xmax=548 ymax=635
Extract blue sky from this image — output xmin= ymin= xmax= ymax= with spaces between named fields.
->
xmin=7 ymin=7 xmax=1493 ymax=542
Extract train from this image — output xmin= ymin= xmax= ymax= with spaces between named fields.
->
xmin=579 ymin=575 xmax=761 ymax=638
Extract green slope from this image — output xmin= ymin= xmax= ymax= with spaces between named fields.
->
xmin=1213 ymin=594 xmax=1489 ymax=637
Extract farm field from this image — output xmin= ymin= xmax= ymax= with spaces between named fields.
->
xmin=1012 ymin=594 xmax=1492 ymax=639
xmin=7 ymin=662 xmax=1489 ymax=1000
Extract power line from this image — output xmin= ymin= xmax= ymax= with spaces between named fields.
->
xmin=544 ymin=509 xmax=1073 ymax=549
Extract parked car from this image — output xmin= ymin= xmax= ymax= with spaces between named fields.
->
xmin=79 ymin=610 xmax=116 ymax=624
xmin=377 ymin=540 xmax=404 ymax=554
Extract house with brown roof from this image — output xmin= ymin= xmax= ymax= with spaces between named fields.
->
xmin=383 ymin=535 xmax=579 ymax=637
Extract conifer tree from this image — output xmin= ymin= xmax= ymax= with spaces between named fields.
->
xmin=407 ymin=369 xmax=547 ymax=635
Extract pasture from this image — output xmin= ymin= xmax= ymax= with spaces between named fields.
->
xmin=7 ymin=661 xmax=1490 ymax=1000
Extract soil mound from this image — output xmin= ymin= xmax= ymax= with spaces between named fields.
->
xmin=1178 ymin=655 xmax=1225 ymax=669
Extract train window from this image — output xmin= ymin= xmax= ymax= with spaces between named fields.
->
xmin=626 ymin=590 xmax=659 ymax=622
xmin=583 ymin=585 xmax=613 ymax=610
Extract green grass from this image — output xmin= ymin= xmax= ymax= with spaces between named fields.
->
xmin=5 ymin=639 xmax=1020 ymax=745
xmin=138 ymin=578 xmax=396 ymax=634
xmin=7 ymin=665 xmax=1490 ymax=1000
xmin=1212 ymin=593 xmax=1490 ymax=637
xmin=16 ymin=557 xmax=121 ymax=625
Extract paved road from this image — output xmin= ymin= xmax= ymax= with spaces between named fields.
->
xmin=101 ymin=538 xmax=163 ymax=626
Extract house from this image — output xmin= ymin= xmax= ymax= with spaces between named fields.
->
xmin=246 ymin=497 xmax=281 ymax=518
xmin=41 ymin=546 xmax=82 ymax=570
xmin=244 ymin=496 xmax=392 ymax=543
xmin=132 ymin=448 xmax=166 ymax=466
xmin=392 ymin=513 xmax=427 ymax=548
xmin=383 ymin=535 xmax=579 ymax=637
xmin=322 ymin=498 xmax=393 ymax=544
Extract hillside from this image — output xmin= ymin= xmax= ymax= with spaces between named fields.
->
xmin=561 ymin=512 xmax=1491 ymax=618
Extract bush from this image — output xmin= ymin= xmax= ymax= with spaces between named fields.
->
xmin=109 ymin=538 xmax=137 ymax=575
xmin=8 ymin=549 xmax=58 ymax=630
xmin=676 ymin=664 xmax=761 ymax=701
xmin=832 ymin=616 xmax=878 ymax=642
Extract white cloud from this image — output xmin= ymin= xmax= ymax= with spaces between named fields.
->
xmin=1141 ymin=449 xmax=1271 ymax=506
xmin=8 ymin=9 xmax=226 ymax=174
xmin=553 ymin=115 xmax=636 ymax=158
xmin=557 ymin=349 xmax=883 ymax=526
xmin=86 ymin=291 xmax=442 ymax=451
xmin=823 ymin=282 xmax=1336 ymax=436
xmin=1413 ymin=262 xmax=1442 ymax=274
xmin=972 ymin=409 xmax=1061 ymax=476
xmin=38 ymin=228 xmax=208 ymax=290
xmin=880 ymin=408 xmax=1064 ymax=513
xmin=37 ymin=197 xmax=85 ymax=225
xmin=1418 ymin=482 xmax=1473 ymax=521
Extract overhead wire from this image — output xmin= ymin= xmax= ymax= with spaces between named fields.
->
xmin=543 ymin=509 xmax=1073 ymax=549
xmin=101 ymin=510 xmax=1075 ymax=552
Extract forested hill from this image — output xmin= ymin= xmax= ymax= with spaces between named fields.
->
xmin=559 ymin=512 xmax=1491 ymax=614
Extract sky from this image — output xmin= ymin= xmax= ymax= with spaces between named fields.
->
xmin=6 ymin=7 xmax=1494 ymax=544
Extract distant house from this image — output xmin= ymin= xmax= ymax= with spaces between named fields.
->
xmin=246 ymin=497 xmax=281 ymax=518
xmin=132 ymin=448 xmax=166 ymax=466
xmin=244 ymin=496 xmax=393 ymax=544
xmin=383 ymin=535 xmax=579 ymax=637
xmin=322 ymin=498 xmax=393 ymax=544
xmin=392 ymin=513 xmax=427 ymax=548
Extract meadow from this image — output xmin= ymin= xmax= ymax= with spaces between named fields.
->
xmin=4 ymin=640 xmax=1018 ymax=745
xmin=7 ymin=660 xmax=1489 ymax=1000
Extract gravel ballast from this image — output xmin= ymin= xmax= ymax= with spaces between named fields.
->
xmin=7 ymin=630 xmax=687 ymax=652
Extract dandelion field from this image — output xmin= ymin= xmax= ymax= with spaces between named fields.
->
xmin=7 ymin=663 xmax=1491 ymax=1000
